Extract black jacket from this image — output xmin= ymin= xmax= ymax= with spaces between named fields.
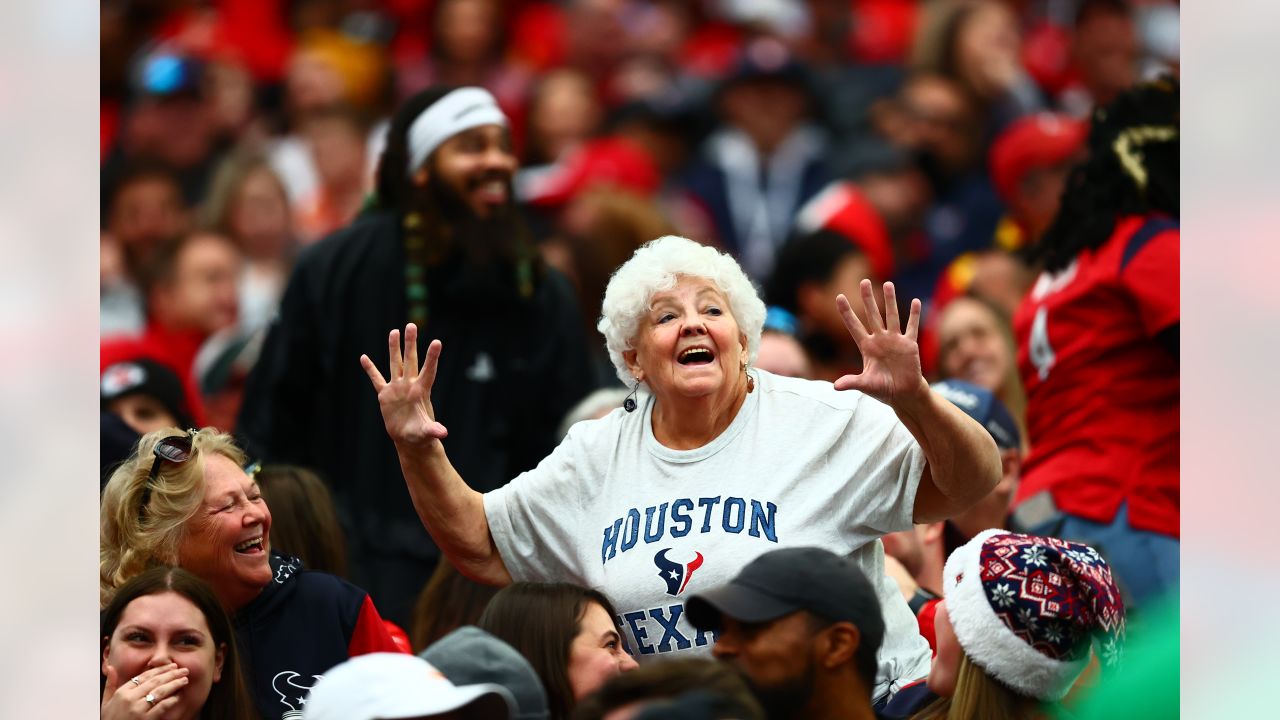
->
xmin=234 ymin=553 xmax=398 ymax=720
xmin=237 ymin=211 xmax=596 ymax=612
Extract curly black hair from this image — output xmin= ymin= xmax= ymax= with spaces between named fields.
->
xmin=1027 ymin=76 xmax=1178 ymax=273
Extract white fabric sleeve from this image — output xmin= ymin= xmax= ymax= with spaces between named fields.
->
xmin=836 ymin=397 xmax=927 ymax=537
xmin=483 ymin=428 xmax=590 ymax=585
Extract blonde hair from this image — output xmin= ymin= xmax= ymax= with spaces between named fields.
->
xmin=910 ymin=0 xmax=975 ymax=75
xmin=100 ymin=428 xmax=247 ymax=609
xmin=912 ymin=655 xmax=1043 ymax=720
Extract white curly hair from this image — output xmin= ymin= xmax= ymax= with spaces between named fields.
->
xmin=597 ymin=235 xmax=767 ymax=387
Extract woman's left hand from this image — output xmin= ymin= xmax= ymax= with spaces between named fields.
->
xmin=833 ymin=280 xmax=929 ymax=408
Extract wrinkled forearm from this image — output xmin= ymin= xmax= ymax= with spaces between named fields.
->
xmin=891 ymin=385 xmax=1002 ymax=523
xmin=394 ymin=440 xmax=512 ymax=586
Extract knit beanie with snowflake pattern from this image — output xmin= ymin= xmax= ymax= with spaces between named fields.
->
xmin=941 ymin=529 xmax=1127 ymax=701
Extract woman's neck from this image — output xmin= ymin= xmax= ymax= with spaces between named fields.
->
xmin=649 ymin=373 xmax=750 ymax=450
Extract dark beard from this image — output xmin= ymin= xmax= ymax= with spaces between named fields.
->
xmin=736 ymin=662 xmax=817 ymax=720
xmin=412 ymin=172 xmax=534 ymax=311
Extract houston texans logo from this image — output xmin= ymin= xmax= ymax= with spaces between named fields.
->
xmin=274 ymin=557 xmax=300 ymax=584
xmin=654 ymin=548 xmax=704 ymax=596
xmin=272 ymin=670 xmax=323 ymax=719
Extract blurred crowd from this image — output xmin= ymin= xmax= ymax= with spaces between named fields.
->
xmin=100 ymin=1 xmax=1179 ymax=719
xmin=101 ymin=0 xmax=1179 ymax=426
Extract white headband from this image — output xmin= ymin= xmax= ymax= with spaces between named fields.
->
xmin=405 ymin=87 xmax=509 ymax=176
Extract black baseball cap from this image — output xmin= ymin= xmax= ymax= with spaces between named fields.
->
xmin=100 ymin=358 xmax=196 ymax=430
xmin=685 ymin=547 xmax=884 ymax=646
xmin=721 ymin=37 xmax=808 ymax=88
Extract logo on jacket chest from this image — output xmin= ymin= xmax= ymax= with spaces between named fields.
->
xmin=465 ymin=351 xmax=495 ymax=382
xmin=272 ymin=670 xmax=322 ymax=719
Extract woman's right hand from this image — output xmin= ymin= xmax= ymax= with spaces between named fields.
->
xmin=361 ymin=323 xmax=450 ymax=448
xmin=101 ymin=663 xmax=188 ymax=718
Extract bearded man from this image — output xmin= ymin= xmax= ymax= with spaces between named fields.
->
xmin=239 ymin=87 xmax=596 ymax=624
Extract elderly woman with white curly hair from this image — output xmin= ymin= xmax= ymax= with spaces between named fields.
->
xmin=361 ymin=235 xmax=1001 ymax=702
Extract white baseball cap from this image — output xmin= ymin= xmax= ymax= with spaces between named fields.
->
xmin=303 ymin=653 xmax=515 ymax=720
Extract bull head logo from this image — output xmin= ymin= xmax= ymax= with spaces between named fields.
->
xmin=654 ymin=548 xmax=704 ymax=596
xmin=272 ymin=670 xmax=323 ymax=719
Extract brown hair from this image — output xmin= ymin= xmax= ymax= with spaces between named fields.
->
xmin=479 ymin=582 xmax=624 ymax=720
xmin=570 ymin=657 xmax=765 ymax=720
xmin=100 ymin=428 xmax=247 ymax=608
xmin=138 ymin=231 xmax=239 ymax=308
xmin=408 ymin=559 xmax=500 ymax=653
xmin=561 ymin=187 xmax=674 ymax=337
xmin=101 ymin=566 xmax=259 ymax=720
xmin=199 ymin=152 xmax=293 ymax=243
xmin=911 ymin=654 xmax=1043 ymax=720
xmin=254 ymin=464 xmax=348 ymax=577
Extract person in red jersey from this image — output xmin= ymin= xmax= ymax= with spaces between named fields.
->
xmin=1010 ymin=77 xmax=1178 ymax=609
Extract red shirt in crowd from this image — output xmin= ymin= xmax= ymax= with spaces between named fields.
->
xmin=1012 ymin=215 xmax=1179 ymax=537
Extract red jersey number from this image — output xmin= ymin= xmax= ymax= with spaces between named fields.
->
xmin=1029 ymin=305 xmax=1056 ymax=380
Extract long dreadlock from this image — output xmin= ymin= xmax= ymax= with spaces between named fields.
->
xmin=1027 ymin=76 xmax=1179 ymax=273
xmin=373 ymin=87 xmax=455 ymax=213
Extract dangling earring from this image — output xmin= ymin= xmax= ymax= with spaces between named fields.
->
xmin=743 ymin=359 xmax=754 ymax=393
xmin=623 ymin=383 xmax=639 ymax=413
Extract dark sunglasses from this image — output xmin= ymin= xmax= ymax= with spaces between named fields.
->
xmin=139 ymin=430 xmax=196 ymax=522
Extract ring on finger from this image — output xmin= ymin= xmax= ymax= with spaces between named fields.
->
xmin=130 ymin=676 xmax=142 ymax=686
xmin=145 ymin=693 xmax=158 ymax=706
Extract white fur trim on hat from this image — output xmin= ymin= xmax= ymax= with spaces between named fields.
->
xmin=942 ymin=529 xmax=1088 ymax=701
xmin=406 ymin=87 xmax=508 ymax=175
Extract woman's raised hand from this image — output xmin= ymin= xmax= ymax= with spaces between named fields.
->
xmin=833 ymin=280 xmax=929 ymax=407
xmin=361 ymin=324 xmax=450 ymax=447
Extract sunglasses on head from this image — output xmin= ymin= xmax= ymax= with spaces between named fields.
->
xmin=139 ymin=430 xmax=196 ymax=523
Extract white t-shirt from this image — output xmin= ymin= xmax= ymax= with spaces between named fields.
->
xmin=484 ymin=369 xmax=933 ymax=698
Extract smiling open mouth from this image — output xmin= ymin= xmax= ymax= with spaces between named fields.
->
xmin=468 ymin=172 xmax=510 ymax=205
xmin=234 ymin=537 xmax=264 ymax=555
xmin=473 ymin=179 xmax=507 ymax=201
xmin=678 ymin=348 xmax=714 ymax=365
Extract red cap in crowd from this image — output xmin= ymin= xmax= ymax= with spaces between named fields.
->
xmin=793 ymin=182 xmax=896 ymax=282
xmin=989 ymin=113 xmax=1087 ymax=206
xmin=522 ymin=137 xmax=660 ymax=207
xmin=849 ymin=0 xmax=920 ymax=65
